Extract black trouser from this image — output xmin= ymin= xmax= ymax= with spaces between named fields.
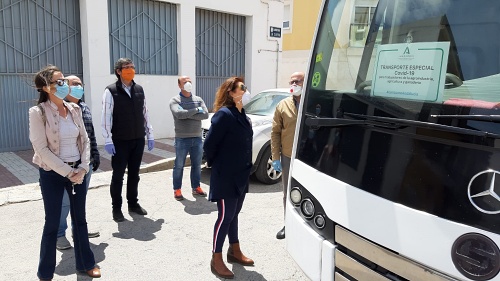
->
xmin=110 ymin=138 xmax=145 ymax=209
xmin=281 ymin=155 xmax=291 ymax=217
xmin=212 ymin=193 xmax=246 ymax=253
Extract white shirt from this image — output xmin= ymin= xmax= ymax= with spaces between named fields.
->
xmin=58 ymin=112 xmax=81 ymax=162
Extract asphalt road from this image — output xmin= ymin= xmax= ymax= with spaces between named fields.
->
xmin=0 ymin=167 xmax=310 ymax=280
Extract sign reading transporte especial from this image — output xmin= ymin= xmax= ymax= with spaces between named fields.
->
xmin=371 ymin=42 xmax=450 ymax=102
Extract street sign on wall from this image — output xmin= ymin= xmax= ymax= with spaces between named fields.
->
xmin=270 ymin=26 xmax=281 ymax=38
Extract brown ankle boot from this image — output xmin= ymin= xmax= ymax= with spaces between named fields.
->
xmin=211 ymin=252 xmax=234 ymax=279
xmin=227 ymin=243 xmax=254 ymax=266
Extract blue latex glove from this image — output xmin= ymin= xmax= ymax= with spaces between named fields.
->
xmin=104 ymin=143 xmax=116 ymax=156
xmin=272 ymin=160 xmax=282 ymax=173
xmin=197 ymin=107 xmax=203 ymax=113
xmin=148 ymin=139 xmax=155 ymax=151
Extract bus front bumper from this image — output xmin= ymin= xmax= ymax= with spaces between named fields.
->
xmin=286 ymin=206 xmax=335 ymax=281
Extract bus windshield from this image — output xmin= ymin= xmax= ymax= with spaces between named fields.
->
xmin=297 ymin=0 xmax=500 ymax=235
xmin=306 ymin=0 xmax=500 ymax=115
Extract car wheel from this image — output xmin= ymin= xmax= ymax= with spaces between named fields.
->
xmin=254 ymin=146 xmax=282 ymax=184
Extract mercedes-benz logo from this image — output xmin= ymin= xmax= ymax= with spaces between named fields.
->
xmin=468 ymin=170 xmax=500 ymax=214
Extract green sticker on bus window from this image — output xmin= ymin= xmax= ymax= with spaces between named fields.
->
xmin=312 ymin=72 xmax=321 ymax=87
xmin=316 ymin=53 xmax=323 ymax=63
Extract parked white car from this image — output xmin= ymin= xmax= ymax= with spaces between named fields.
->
xmin=202 ymin=88 xmax=291 ymax=184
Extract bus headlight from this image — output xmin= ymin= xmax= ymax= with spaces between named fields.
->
xmin=301 ymin=198 xmax=315 ymax=219
xmin=290 ymin=188 xmax=302 ymax=205
xmin=314 ymin=214 xmax=325 ymax=229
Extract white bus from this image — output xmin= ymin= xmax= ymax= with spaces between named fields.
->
xmin=286 ymin=0 xmax=500 ymax=280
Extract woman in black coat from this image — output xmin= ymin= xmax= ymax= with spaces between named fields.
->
xmin=203 ymin=77 xmax=254 ymax=279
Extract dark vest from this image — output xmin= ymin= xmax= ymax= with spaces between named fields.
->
xmin=106 ymin=81 xmax=146 ymax=141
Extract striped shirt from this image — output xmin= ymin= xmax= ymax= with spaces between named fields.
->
xmin=79 ymin=101 xmax=99 ymax=162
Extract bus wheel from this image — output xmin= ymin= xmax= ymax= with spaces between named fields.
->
xmin=254 ymin=146 xmax=282 ymax=185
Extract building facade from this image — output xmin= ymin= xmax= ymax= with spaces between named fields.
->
xmin=0 ymin=0 xmax=284 ymax=151
xmin=279 ymin=0 xmax=378 ymax=86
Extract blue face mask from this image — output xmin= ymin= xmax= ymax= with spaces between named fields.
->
xmin=54 ymin=83 xmax=70 ymax=100
xmin=69 ymin=85 xmax=84 ymax=100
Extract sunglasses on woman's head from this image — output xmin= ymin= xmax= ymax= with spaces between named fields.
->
xmin=239 ymin=84 xmax=247 ymax=91
xmin=50 ymin=79 xmax=69 ymax=86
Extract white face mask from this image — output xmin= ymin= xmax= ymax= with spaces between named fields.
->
xmin=183 ymin=82 xmax=193 ymax=92
xmin=235 ymin=91 xmax=252 ymax=106
xmin=242 ymin=91 xmax=251 ymax=105
xmin=290 ymin=85 xmax=302 ymax=96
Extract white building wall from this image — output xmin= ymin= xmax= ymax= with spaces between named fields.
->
xmin=279 ymin=49 xmax=312 ymax=87
xmin=278 ymin=0 xmax=379 ymax=87
xmin=79 ymin=0 xmax=283 ymax=144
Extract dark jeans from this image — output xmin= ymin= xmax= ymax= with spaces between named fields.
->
xmin=58 ymin=163 xmax=93 ymax=237
xmin=110 ymin=138 xmax=145 ymax=209
xmin=212 ymin=194 xmax=246 ymax=253
xmin=38 ymin=169 xmax=95 ymax=279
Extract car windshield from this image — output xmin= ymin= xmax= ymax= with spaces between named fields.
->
xmin=244 ymin=91 xmax=289 ymax=116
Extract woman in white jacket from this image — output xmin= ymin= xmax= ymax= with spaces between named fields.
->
xmin=29 ymin=65 xmax=100 ymax=280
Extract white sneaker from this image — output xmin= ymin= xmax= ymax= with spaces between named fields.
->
xmin=56 ymin=236 xmax=72 ymax=250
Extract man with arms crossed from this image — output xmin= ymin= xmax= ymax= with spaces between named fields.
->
xmin=169 ymin=76 xmax=209 ymax=200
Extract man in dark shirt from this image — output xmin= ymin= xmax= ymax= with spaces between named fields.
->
xmin=101 ymin=58 xmax=155 ymax=222
xmin=56 ymin=75 xmax=100 ymax=250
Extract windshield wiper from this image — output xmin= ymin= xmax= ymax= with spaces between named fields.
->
xmin=305 ymin=112 xmax=500 ymax=138
xmin=305 ymin=115 xmax=401 ymax=129
xmin=431 ymin=114 xmax=500 ymax=123
xmin=306 ymin=117 xmax=366 ymax=127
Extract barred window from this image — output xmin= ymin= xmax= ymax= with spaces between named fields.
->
xmin=108 ymin=0 xmax=178 ymax=75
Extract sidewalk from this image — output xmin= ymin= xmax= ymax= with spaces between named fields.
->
xmin=0 ymin=156 xmax=177 ymax=207
xmin=0 ymin=138 xmax=177 ymax=190
xmin=0 ymin=167 xmax=309 ymax=280
xmin=0 ymin=137 xmax=184 ymax=207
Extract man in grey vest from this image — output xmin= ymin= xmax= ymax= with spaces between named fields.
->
xmin=169 ymin=75 xmax=209 ymax=200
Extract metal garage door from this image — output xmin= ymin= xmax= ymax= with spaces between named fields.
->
xmin=195 ymin=9 xmax=246 ymax=111
xmin=108 ymin=0 xmax=178 ymax=75
xmin=0 ymin=0 xmax=82 ymax=152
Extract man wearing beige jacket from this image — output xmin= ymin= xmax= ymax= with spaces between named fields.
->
xmin=271 ymin=71 xmax=304 ymax=240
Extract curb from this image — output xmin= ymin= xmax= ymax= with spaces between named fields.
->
xmin=138 ymin=156 xmax=186 ymax=174
xmin=0 ymin=156 xmax=185 ymax=207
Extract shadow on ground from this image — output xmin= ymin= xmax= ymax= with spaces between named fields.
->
xmin=179 ymin=196 xmax=217 ymax=215
xmin=112 ymin=216 xmax=165 ymax=241
xmin=200 ymin=168 xmax=282 ymax=195
xmin=55 ymin=241 xmax=109 ymax=279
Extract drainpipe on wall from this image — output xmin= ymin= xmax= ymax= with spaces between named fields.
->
xmin=259 ymin=0 xmax=283 ymax=88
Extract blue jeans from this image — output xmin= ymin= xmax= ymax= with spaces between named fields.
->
xmin=58 ymin=164 xmax=93 ymax=237
xmin=173 ymin=137 xmax=202 ymax=190
xmin=37 ymin=168 xmax=95 ymax=279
